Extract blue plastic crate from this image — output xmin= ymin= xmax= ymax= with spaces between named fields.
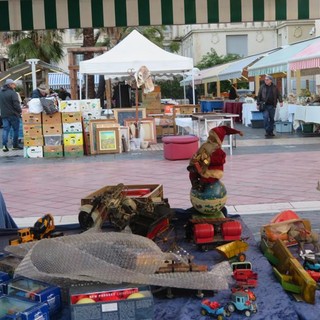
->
xmin=200 ymin=100 xmax=224 ymax=112
xmin=251 ymin=111 xmax=263 ymax=120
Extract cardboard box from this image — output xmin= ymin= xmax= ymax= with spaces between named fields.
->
xmin=62 ymin=122 xmax=83 ymax=134
xmin=44 ymin=135 xmax=62 ymax=146
xmin=275 ymin=121 xmax=292 ymax=133
xmin=23 ymin=124 xmax=43 ymax=136
xmin=63 ymin=133 xmax=84 ymax=146
xmin=23 ymin=146 xmax=43 ymax=158
xmin=81 ymin=184 xmax=163 ymax=206
xmin=69 ymin=283 xmax=153 ymax=320
xmin=0 ymin=294 xmax=49 ymax=320
xmin=61 ymin=112 xmax=82 ymax=123
xmin=64 ymin=145 xmax=84 ymax=157
xmin=24 ymin=136 xmax=44 ymax=147
xmin=42 ymin=124 xmax=62 ymax=135
xmin=43 ymin=145 xmax=64 ymax=158
xmin=2 ymin=277 xmax=61 ymax=315
xmin=82 ymin=110 xmax=102 ymax=121
xmin=79 ymin=99 xmax=101 ymax=112
xmin=42 ymin=112 xmax=62 ymax=124
xmin=59 ymin=100 xmax=80 ymax=112
xmin=22 ymin=113 xmax=42 ymax=124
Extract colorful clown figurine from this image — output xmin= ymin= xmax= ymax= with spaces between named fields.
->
xmin=187 ymin=126 xmax=243 ymax=217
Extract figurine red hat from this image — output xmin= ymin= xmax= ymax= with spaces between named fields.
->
xmin=208 ymin=126 xmax=243 ymax=144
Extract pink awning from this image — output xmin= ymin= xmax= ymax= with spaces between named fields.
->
xmin=289 ymin=40 xmax=320 ymax=70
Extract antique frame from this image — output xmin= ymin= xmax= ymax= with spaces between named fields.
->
xmin=95 ymin=127 xmax=120 ymax=154
xmin=113 ymin=108 xmax=146 ymax=126
xmin=88 ymin=119 xmax=118 ymax=155
xmin=124 ymin=118 xmax=157 ymax=144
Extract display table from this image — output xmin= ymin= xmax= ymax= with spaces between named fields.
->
xmin=3 ymin=209 xmax=318 ymax=320
xmin=223 ymin=101 xmax=243 ymax=123
xmin=242 ymin=103 xmax=258 ymax=126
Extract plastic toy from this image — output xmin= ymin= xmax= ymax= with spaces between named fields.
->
xmin=215 ymin=240 xmax=248 ymax=262
xmin=303 ymin=259 xmax=320 ymax=272
xmin=200 ymin=299 xmax=230 ymax=319
xmin=226 ymin=291 xmax=258 ymax=317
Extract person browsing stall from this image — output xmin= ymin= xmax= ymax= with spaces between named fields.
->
xmin=31 ymin=83 xmax=49 ymax=98
xmin=0 ymin=79 xmax=22 ymax=151
xmin=228 ymin=83 xmax=238 ymax=100
xmin=257 ymin=75 xmax=283 ymax=138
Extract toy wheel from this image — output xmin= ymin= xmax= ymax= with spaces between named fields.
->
xmin=244 ymin=310 xmax=251 ymax=317
xmin=217 ymin=315 xmax=223 ymax=320
xmin=200 ymin=309 xmax=207 ymax=316
xmin=227 ymin=303 xmax=235 ymax=313
xmin=238 ymin=253 xmax=246 ymax=262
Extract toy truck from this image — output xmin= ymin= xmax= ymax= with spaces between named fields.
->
xmin=232 ymin=262 xmax=258 ymax=288
xmin=226 ymin=291 xmax=258 ymax=317
xmin=200 ymin=299 xmax=230 ymax=319
xmin=186 ymin=218 xmax=242 ymax=251
xmin=9 ymin=214 xmax=62 ymax=245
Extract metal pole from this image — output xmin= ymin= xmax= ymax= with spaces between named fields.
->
xmin=26 ymin=59 xmax=40 ymax=90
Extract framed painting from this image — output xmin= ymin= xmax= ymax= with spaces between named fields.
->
xmin=120 ymin=126 xmax=130 ymax=152
xmin=113 ymin=108 xmax=146 ymax=126
xmin=96 ymin=127 xmax=120 ymax=154
xmin=88 ymin=119 xmax=119 ymax=155
xmin=124 ymin=118 xmax=157 ymax=144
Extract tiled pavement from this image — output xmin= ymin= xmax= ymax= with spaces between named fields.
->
xmin=1 ymin=124 xmax=320 ymax=229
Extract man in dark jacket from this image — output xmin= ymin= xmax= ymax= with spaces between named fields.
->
xmin=0 ymin=79 xmax=22 ymax=151
xmin=31 ymin=83 xmax=49 ymax=98
xmin=257 ymin=75 xmax=283 ymax=138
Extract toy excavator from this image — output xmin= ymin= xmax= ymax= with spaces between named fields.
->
xmin=9 ymin=214 xmax=63 ymax=246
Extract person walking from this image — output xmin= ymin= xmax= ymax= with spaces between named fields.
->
xmin=0 ymin=79 xmax=22 ymax=152
xmin=257 ymin=75 xmax=283 ymax=138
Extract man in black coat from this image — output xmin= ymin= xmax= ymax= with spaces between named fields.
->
xmin=257 ymin=75 xmax=283 ymax=138
xmin=0 ymin=79 xmax=22 ymax=151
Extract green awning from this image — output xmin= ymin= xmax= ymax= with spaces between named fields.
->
xmin=0 ymin=0 xmax=317 ymax=32
xmin=248 ymin=37 xmax=319 ymax=76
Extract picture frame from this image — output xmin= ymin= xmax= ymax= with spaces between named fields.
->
xmin=120 ymin=126 xmax=130 ymax=152
xmin=124 ymin=118 xmax=157 ymax=144
xmin=113 ymin=108 xmax=146 ymax=126
xmin=95 ymin=127 xmax=120 ymax=154
xmin=88 ymin=119 xmax=119 ymax=155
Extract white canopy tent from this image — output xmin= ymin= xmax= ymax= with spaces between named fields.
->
xmin=79 ymin=29 xmax=194 ymax=102
xmin=79 ymin=30 xmax=193 ymax=76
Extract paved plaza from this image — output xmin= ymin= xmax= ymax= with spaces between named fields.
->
xmin=1 ymin=124 xmax=320 ymax=233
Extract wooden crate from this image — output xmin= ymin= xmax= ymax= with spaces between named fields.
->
xmin=81 ymin=184 xmax=164 ymax=206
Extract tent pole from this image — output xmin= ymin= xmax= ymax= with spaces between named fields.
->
xmin=192 ymin=73 xmax=195 ymax=105
xmin=79 ymin=73 xmax=82 ymax=100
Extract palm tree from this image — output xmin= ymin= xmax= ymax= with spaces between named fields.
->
xmin=6 ymin=30 xmax=64 ymax=66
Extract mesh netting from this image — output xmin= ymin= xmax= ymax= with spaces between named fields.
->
xmin=6 ymin=232 xmax=232 ymax=291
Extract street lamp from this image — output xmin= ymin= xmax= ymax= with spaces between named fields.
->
xmin=26 ymin=59 xmax=40 ymax=90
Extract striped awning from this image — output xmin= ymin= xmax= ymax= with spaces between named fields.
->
xmin=289 ymin=41 xmax=320 ymax=71
xmin=0 ymin=0 xmax=318 ymax=32
xmin=200 ymin=62 xmax=233 ymax=83
xmin=48 ymin=72 xmax=100 ymax=89
xmin=248 ymin=37 xmax=319 ymax=76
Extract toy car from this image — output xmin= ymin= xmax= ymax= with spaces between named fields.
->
xmin=303 ymin=260 xmax=320 ymax=272
xmin=200 ymin=299 xmax=230 ymax=319
xmin=226 ymin=291 xmax=258 ymax=317
xmin=231 ymin=287 xmax=256 ymax=301
xmin=232 ymin=262 xmax=258 ymax=288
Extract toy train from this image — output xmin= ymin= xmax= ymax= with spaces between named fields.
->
xmin=185 ymin=218 xmax=242 ymax=251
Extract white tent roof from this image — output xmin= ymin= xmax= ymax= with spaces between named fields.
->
xmin=79 ymin=30 xmax=193 ymax=76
